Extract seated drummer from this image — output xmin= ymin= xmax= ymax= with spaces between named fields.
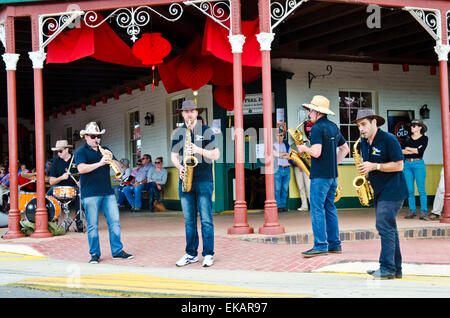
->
xmin=48 ymin=140 xmax=83 ymax=232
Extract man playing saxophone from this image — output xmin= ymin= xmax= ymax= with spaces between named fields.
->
xmin=354 ymin=109 xmax=407 ymax=279
xmin=75 ymin=122 xmax=133 ymax=264
xmin=171 ymin=100 xmax=220 ymax=268
xmin=296 ymin=96 xmax=349 ymax=258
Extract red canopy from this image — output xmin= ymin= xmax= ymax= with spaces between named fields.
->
xmin=47 ymin=14 xmax=148 ymax=68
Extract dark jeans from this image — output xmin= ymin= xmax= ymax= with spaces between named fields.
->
xmin=147 ymin=182 xmax=162 ymax=211
xmin=374 ymin=199 xmax=404 ymax=274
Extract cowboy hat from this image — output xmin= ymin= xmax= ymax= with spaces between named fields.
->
xmin=352 ymin=109 xmax=385 ymax=126
xmin=302 ymin=95 xmax=335 ymax=115
xmin=51 ymin=140 xmax=73 ymax=151
xmin=177 ymin=100 xmax=204 ymax=114
xmin=407 ymin=118 xmax=427 ymax=134
xmin=80 ymin=121 xmax=105 ymax=137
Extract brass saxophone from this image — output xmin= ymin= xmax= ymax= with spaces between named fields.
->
xmin=97 ymin=143 xmax=123 ymax=179
xmin=352 ymin=138 xmax=374 ymax=206
xmin=287 ymin=119 xmax=342 ymax=202
xmin=182 ymin=119 xmax=198 ymax=192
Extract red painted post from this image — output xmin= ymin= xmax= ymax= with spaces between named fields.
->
xmin=228 ymin=0 xmax=253 ymax=235
xmin=2 ymin=16 xmax=25 ymax=239
xmin=257 ymin=0 xmax=284 ymax=235
xmin=29 ymin=16 xmax=53 ymax=238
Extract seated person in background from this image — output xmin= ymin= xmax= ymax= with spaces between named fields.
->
xmin=0 ymin=166 xmax=9 ymax=211
xmin=113 ymin=158 xmax=132 ymax=208
xmin=123 ymin=154 xmax=153 ymax=211
xmin=146 ymin=157 xmax=167 ymax=211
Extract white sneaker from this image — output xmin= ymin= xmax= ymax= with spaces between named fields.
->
xmin=297 ymin=206 xmax=308 ymax=211
xmin=202 ymin=255 xmax=214 ymax=267
xmin=175 ymin=254 xmax=198 ymax=267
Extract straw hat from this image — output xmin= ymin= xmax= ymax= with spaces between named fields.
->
xmin=51 ymin=140 xmax=73 ymax=151
xmin=352 ymin=109 xmax=385 ymax=126
xmin=80 ymin=122 xmax=105 ymax=137
xmin=302 ymin=95 xmax=335 ymax=115
xmin=408 ymin=118 xmax=427 ymax=134
xmin=177 ymin=100 xmax=204 ymax=114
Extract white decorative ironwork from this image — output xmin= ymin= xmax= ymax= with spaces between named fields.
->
xmin=0 ymin=22 xmax=5 ymax=49
xmin=447 ymin=11 xmax=450 ymax=45
xmin=256 ymin=32 xmax=275 ymax=51
xmin=84 ymin=4 xmax=183 ymax=42
xmin=39 ymin=11 xmax=85 ymax=50
xmin=28 ymin=50 xmax=47 ymax=69
xmin=2 ymin=53 xmax=20 ymax=71
xmin=228 ymin=34 xmax=245 ymax=53
xmin=270 ymin=0 xmax=309 ymax=31
xmin=434 ymin=43 xmax=450 ymax=61
xmin=404 ymin=7 xmax=441 ymax=41
xmin=184 ymin=1 xmax=231 ymax=32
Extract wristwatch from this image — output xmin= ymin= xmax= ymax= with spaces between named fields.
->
xmin=376 ymin=163 xmax=381 ymax=171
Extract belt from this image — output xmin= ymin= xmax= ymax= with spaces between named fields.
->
xmin=405 ymin=158 xmax=422 ymax=162
xmin=279 ymin=166 xmax=290 ymax=168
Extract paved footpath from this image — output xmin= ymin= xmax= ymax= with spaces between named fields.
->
xmin=0 ymin=208 xmax=449 ymax=298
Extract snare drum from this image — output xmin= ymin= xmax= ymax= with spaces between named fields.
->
xmin=19 ymin=191 xmax=37 ymax=213
xmin=53 ymin=186 xmax=76 ymax=202
xmin=24 ymin=196 xmax=61 ymax=223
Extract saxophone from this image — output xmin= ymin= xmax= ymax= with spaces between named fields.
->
xmin=182 ymin=119 xmax=198 ymax=192
xmin=287 ymin=119 xmax=342 ymax=202
xmin=97 ymin=143 xmax=123 ymax=179
xmin=352 ymin=138 xmax=374 ymax=206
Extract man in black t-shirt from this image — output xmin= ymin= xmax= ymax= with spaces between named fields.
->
xmin=171 ymin=100 xmax=220 ymax=268
xmin=354 ymin=109 xmax=408 ymax=279
xmin=48 ymin=140 xmax=83 ymax=232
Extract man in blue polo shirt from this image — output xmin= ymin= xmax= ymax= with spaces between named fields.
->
xmin=297 ymin=95 xmax=349 ymax=258
xmin=75 ymin=122 xmax=133 ymax=264
xmin=354 ymin=109 xmax=408 ymax=279
xmin=171 ymin=100 xmax=220 ymax=268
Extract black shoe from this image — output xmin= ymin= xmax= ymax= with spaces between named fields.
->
xmin=277 ymin=208 xmax=285 ymax=213
xmin=419 ymin=213 xmax=427 ymax=220
xmin=366 ymin=269 xmax=395 ymax=279
xmin=328 ymin=246 xmax=342 ymax=254
xmin=113 ymin=250 xmax=134 ymax=259
xmin=424 ymin=213 xmax=440 ymax=221
xmin=366 ymin=269 xmax=402 ymax=278
xmin=404 ymin=213 xmax=416 ymax=219
xmin=131 ymin=207 xmax=141 ymax=212
xmin=89 ymin=254 xmax=100 ymax=264
xmin=301 ymin=248 xmax=328 ymax=258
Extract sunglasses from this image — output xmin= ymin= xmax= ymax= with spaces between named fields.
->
xmin=87 ymin=135 xmax=101 ymax=139
xmin=155 ymin=161 xmax=161 ymax=164
xmin=58 ymin=149 xmax=65 ymax=153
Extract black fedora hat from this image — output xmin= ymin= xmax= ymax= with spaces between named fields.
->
xmin=177 ymin=100 xmax=204 ymax=114
xmin=352 ymin=109 xmax=385 ymax=126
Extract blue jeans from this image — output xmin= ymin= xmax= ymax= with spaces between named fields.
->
xmin=274 ymin=167 xmax=291 ymax=208
xmin=374 ymin=199 xmax=403 ymax=274
xmin=147 ymin=182 xmax=162 ymax=211
xmin=403 ymin=160 xmax=427 ymax=215
xmin=309 ymin=178 xmax=341 ymax=251
xmin=178 ymin=181 xmax=214 ymax=257
xmin=112 ymin=185 xmax=126 ymax=205
xmin=123 ymin=183 xmax=147 ymax=209
xmin=82 ymin=194 xmax=123 ymax=257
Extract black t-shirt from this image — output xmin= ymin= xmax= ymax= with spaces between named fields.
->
xmin=309 ymin=116 xmax=346 ymax=179
xmin=171 ymin=122 xmax=217 ymax=183
xmin=402 ymin=135 xmax=428 ymax=160
xmin=49 ymin=155 xmax=78 ymax=187
xmin=360 ymin=129 xmax=408 ymax=201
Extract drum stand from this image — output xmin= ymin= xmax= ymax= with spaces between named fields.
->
xmin=58 ymin=193 xmax=86 ymax=233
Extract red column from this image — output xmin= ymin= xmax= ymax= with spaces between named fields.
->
xmin=438 ymin=58 xmax=450 ymax=223
xmin=29 ymin=16 xmax=53 ymax=238
xmin=2 ymin=16 xmax=25 ymax=239
xmin=257 ymin=0 xmax=284 ymax=235
xmin=228 ymin=0 xmax=253 ymax=234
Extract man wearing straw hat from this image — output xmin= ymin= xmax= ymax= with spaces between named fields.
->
xmin=296 ymin=95 xmax=349 ymax=258
xmin=48 ymin=140 xmax=84 ymax=232
xmin=354 ymin=109 xmax=407 ymax=279
xmin=75 ymin=122 xmax=133 ymax=264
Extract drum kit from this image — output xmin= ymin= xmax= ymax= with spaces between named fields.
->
xmin=17 ymin=175 xmax=86 ymax=232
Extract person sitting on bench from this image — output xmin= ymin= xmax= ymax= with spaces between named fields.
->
xmin=146 ymin=157 xmax=167 ymax=212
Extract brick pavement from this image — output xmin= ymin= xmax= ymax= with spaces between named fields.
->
xmin=0 ymin=208 xmax=449 ymax=272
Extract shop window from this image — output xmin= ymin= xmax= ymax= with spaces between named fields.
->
xmin=65 ymin=126 xmax=73 ymax=146
xmin=171 ymin=97 xmax=185 ymax=130
xmin=339 ymin=91 xmax=375 ymax=159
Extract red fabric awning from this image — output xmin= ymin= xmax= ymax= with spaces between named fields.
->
xmin=47 ymin=14 xmax=148 ymax=68
xmin=202 ymin=18 xmax=262 ymax=67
